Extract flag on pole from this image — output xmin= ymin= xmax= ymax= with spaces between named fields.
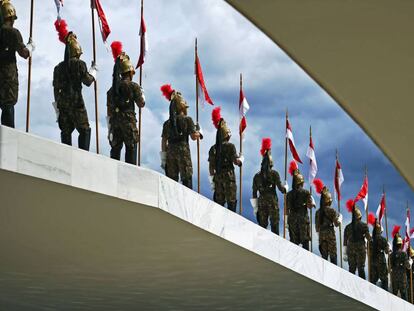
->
xmin=306 ymin=135 xmax=317 ymax=185
xmin=54 ymin=0 xmax=64 ymax=18
xmin=354 ymin=175 xmax=368 ymax=211
xmin=404 ymin=209 xmax=411 ymax=251
xmin=375 ymin=193 xmax=386 ymax=227
xmin=136 ymin=9 xmax=148 ymax=69
xmin=239 ymin=87 xmax=249 ymax=135
xmin=286 ymin=118 xmax=302 ymax=163
xmin=334 ymin=159 xmax=344 ymax=201
xmin=195 ymin=55 xmax=213 ymax=106
xmin=93 ymin=0 xmax=111 ymax=42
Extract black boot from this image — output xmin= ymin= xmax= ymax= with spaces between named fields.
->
xmin=381 ymin=279 xmax=388 ymax=291
xmin=330 ymin=255 xmax=338 ymax=266
xmin=110 ymin=146 xmax=122 ymax=160
xmin=228 ymin=201 xmax=237 ymax=213
xmin=181 ymin=177 xmax=193 ymax=190
xmin=125 ymin=144 xmax=137 ymax=165
xmin=302 ymin=241 xmax=310 ymax=251
xmin=358 ymin=267 xmax=366 ymax=280
xmin=78 ymin=128 xmax=91 ymax=151
xmin=61 ymin=132 xmax=72 ymax=146
xmin=1 ymin=104 xmax=15 ymax=128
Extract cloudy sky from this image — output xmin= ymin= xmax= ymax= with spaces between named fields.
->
xmin=11 ymin=0 xmax=414 ymax=254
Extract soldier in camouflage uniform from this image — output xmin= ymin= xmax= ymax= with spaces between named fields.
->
xmin=390 ymin=236 xmax=411 ymax=301
xmin=208 ymin=107 xmax=243 ymax=212
xmin=160 ymin=84 xmax=201 ymax=189
xmin=107 ymin=42 xmax=145 ymax=165
xmin=286 ymin=161 xmax=314 ymax=250
xmin=368 ymin=216 xmax=390 ymax=290
xmin=314 ymin=179 xmax=342 ymax=265
xmin=251 ymin=138 xmax=287 ymax=235
xmin=343 ymin=204 xmax=371 ymax=279
xmin=53 ymin=19 xmax=96 ymax=151
xmin=0 ymin=0 xmax=33 ymax=128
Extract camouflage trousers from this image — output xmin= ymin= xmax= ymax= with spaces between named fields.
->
xmin=348 ymin=242 xmax=366 ymax=278
xmin=0 ymin=64 xmax=18 ymax=106
xmin=166 ymin=142 xmax=193 ymax=183
xmin=109 ymin=112 xmax=139 ymax=149
xmin=214 ymin=170 xmax=237 ymax=209
xmin=370 ymin=257 xmax=388 ymax=289
xmin=257 ymin=197 xmax=279 ymax=235
xmin=392 ymin=272 xmax=408 ymax=300
xmin=319 ymin=227 xmax=337 ymax=263
xmin=288 ymin=213 xmax=310 ymax=249
xmin=58 ymin=106 xmax=90 ymax=135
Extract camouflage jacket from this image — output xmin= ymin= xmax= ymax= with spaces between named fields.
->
xmin=286 ymin=188 xmax=312 ymax=217
xmin=315 ymin=206 xmax=339 ymax=233
xmin=391 ymin=250 xmax=410 ymax=282
xmin=208 ymin=141 xmax=238 ymax=175
xmin=0 ymin=25 xmax=25 ymax=67
xmin=252 ymin=170 xmax=284 ymax=203
xmin=162 ymin=115 xmax=195 ymax=147
xmin=343 ymin=221 xmax=370 ymax=246
xmin=369 ymin=234 xmax=389 ymax=265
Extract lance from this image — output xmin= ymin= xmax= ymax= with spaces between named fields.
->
xmin=383 ymin=185 xmax=392 ymax=292
xmin=309 ymin=125 xmax=313 ymax=253
xmin=408 ymin=202 xmax=413 ymax=304
xmin=365 ymin=166 xmax=371 ymax=281
xmin=239 ymin=73 xmax=243 ymax=215
xmin=283 ymin=109 xmax=288 ymax=239
xmin=25 ymin=0 xmax=35 ymax=132
xmin=336 ymin=149 xmax=343 ymax=268
xmin=90 ymin=0 xmax=100 ymax=154
xmin=195 ymin=38 xmax=200 ymax=193
xmin=137 ymin=0 xmax=144 ymax=166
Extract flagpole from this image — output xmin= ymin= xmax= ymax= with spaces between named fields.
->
xmin=90 ymin=0 xmax=100 ymax=154
xmin=365 ymin=165 xmax=371 ymax=281
xmin=408 ymin=201 xmax=413 ymax=304
xmin=336 ymin=149 xmax=343 ymax=268
xmin=195 ymin=38 xmax=200 ymax=193
xmin=309 ymin=125 xmax=313 ymax=252
xmin=283 ymin=109 xmax=288 ymax=239
xmin=25 ymin=0 xmax=34 ymax=132
xmin=383 ymin=185 xmax=392 ymax=293
xmin=239 ymin=73 xmax=243 ymax=215
xmin=137 ymin=0 xmax=144 ymax=166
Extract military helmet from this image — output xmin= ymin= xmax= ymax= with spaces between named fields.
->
xmin=354 ymin=206 xmax=362 ymax=219
xmin=321 ymin=187 xmax=333 ymax=207
xmin=170 ymin=91 xmax=189 ymax=116
xmin=218 ymin=118 xmax=231 ymax=140
xmin=212 ymin=107 xmax=231 ymax=141
xmin=119 ymin=52 xmax=135 ymax=75
xmin=66 ymin=32 xmax=83 ymax=58
xmin=293 ymin=171 xmax=304 ymax=189
xmin=409 ymin=246 xmax=414 ymax=257
xmin=396 ymin=236 xmax=403 ymax=245
xmin=1 ymin=0 xmax=17 ymax=20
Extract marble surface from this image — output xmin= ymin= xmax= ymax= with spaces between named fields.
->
xmin=0 ymin=125 xmax=412 ymax=311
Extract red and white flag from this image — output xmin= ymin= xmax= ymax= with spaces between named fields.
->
xmin=375 ymin=193 xmax=386 ymax=227
xmin=93 ymin=0 xmax=111 ymax=43
xmin=286 ymin=118 xmax=302 ymax=164
xmin=136 ymin=11 xmax=148 ymax=69
xmin=195 ymin=55 xmax=213 ymax=106
xmin=403 ymin=209 xmax=411 ymax=251
xmin=354 ymin=175 xmax=368 ymax=211
xmin=306 ymin=135 xmax=317 ymax=185
xmin=334 ymin=159 xmax=344 ymax=201
xmin=239 ymin=87 xmax=249 ymax=135
xmin=54 ymin=0 xmax=64 ymax=18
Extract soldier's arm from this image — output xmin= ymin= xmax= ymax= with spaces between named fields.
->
xmin=252 ymin=175 xmax=258 ymax=199
xmin=208 ymin=147 xmax=215 ymax=176
xmin=80 ymin=61 xmax=95 ymax=87
xmin=364 ymin=224 xmax=372 ymax=242
xmin=107 ymin=91 xmax=113 ymax=118
xmin=161 ymin=122 xmax=168 ymax=152
xmin=274 ymin=171 xmax=286 ymax=194
xmin=53 ymin=67 xmax=60 ymax=101
xmin=343 ymin=227 xmax=348 ymax=246
xmin=14 ymin=29 xmax=30 ymax=59
xmin=133 ymin=83 xmax=145 ymax=108
xmin=188 ymin=117 xmax=200 ymax=141
xmin=328 ymin=208 xmax=340 ymax=227
xmin=230 ymin=144 xmax=242 ymax=166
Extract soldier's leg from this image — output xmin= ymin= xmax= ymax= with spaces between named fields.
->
xmin=75 ymin=107 xmax=91 ymax=151
xmin=288 ymin=217 xmax=300 ymax=245
xmin=214 ymin=179 xmax=226 ymax=206
xmin=356 ymin=248 xmax=366 ymax=279
xmin=269 ymin=205 xmax=279 ymax=235
xmin=0 ymin=74 xmax=18 ymax=128
xmin=380 ymin=275 xmax=388 ymax=291
xmin=226 ymin=178 xmax=237 ymax=213
xmin=179 ymin=146 xmax=193 ymax=190
xmin=181 ymin=177 xmax=193 ymax=189
xmin=300 ymin=218 xmax=310 ymax=250
xmin=328 ymin=232 xmax=338 ymax=265
xmin=78 ymin=128 xmax=91 ymax=151
xmin=125 ymin=143 xmax=137 ymax=165
xmin=257 ymin=207 xmax=269 ymax=229
xmin=319 ymin=240 xmax=329 ymax=260
xmin=348 ymin=251 xmax=357 ymax=275
xmin=0 ymin=104 xmax=15 ymax=128
xmin=227 ymin=201 xmax=237 ymax=213
xmin=165 ymin=152 xmax=179 ymax=182
xmin=123 ymin=119 xmax=139 ymax=165
xmin=58 ymin=110 xmax=74 ymax=146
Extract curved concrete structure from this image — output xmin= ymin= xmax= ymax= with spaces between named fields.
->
xmin=0 ymin=126 xmax=411 ymax=310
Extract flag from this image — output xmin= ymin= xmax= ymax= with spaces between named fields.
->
xmin=136 ymin=10 xmax=148 ymax=69
xmin=195 ymin=55 xmax=213 ymax=106
xmin=375 ymin=193 xmax=386 ymax=227
xmin=354 ymin=175 xmax=368 ymax=211
xmin=334 ymin=159 xmax=344 ymax=201
xmin=403 ymin=209 xmax=410 ymax=252
xmin=239 ymin=87 xmax=249 ymax=135
xmin=54 ymin=0 xmax=64 ymax=18
xmin=93 ymin=0 xmax=111 ymax=42
xmin=306 ymin=135 xmax=317 ymax=185
xmin=286 ymin=118 xmax=302 ymax=163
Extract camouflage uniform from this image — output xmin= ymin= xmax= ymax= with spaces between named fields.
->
xmin=287 ymin=188 xmax=312 ymax=250
xmin=107 ymin=78 xmax=144 ymax=164
xmin=252 ymin=170 xmax=285 ymax=235
xmin=53 ymin=58 xmax=94 ymax=150
xmin=344 ymin=221 xmax=370 ymax=279
xmin=208 ymin=142 xmax=238 ymax=212
xmin=0 ymin=24 xmax=25 ymax=128
xmin=369 ymin=231 xmax=389 ymax=290
xmin=391 ymin=249 xmax=410 ymax=300
xmin=162 ymin=115 xmax=196 ymax=188
xmin=315 ymin=206 xmax=340 ymax=264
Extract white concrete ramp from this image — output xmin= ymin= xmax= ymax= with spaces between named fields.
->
xmin=0 ymin=126 xmax=411 ymax=310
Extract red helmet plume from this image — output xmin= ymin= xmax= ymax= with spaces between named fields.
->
xmin=368 ymin=212 xmax=376 ymax=226
xmin=392 ymin=225 xmax=401 ymax=238
xmin=288 ymin=160 xmax=298 ymax=176
xmin=54 ymin=19 xmax=69 ymax=44
xmin=160 ymin=84 xmax=174 ymax=101
xmin=110 ymin=41 xmax=123 ymax=61
xmin=313 ymin=178 xmax=324 ymax=194
xmin=346 ymin=199 xmax=355 ymax=213
xmin=212 ymin=107 xmax=222 ymax=129
xmin=260 ymin=138 xmax=272 ymax=156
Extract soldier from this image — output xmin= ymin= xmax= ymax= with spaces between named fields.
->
xmin=0 ymin=0 xmax=34 ymax=128
xmin=313 ymin=178 xmax=342 ymax=265
xmin=53 ymin=19 xmax=96 ymax=151
xmin=160 ymin=84 xmax=201 ymax=189
xmin=286 ymin=160 xmax=314 ymax=250
xmin=107 ymin=41 xmax=145 ymax=165
xmin=251 ymin=138 xmax=287 ymax=234
xmin=208 ymin=107 xmax=243 ymax=212
xmin=367 ymin=213 xmax=390 ymax=290
xmin=390 ymin=235 xmax=412 ymax=301
xmin=343 ymin=200 xmax=371 ymax=279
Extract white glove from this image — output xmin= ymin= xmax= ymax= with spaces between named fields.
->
xmin=195 ymin=123 xmax=204 ymax=140
xmin=343 ymin=246 xmax=348 ymax=262
xmin=88 ymin=61 xmax=98 ymax=80
xmin=160 ymin=151 xmax=167 ymax=170
xmin=238 ymin=154 xmax=245 ymax=165
xmin=283 ymin=180 xmax=289 ymax=193
xmin=250 ymin=198 xmax=258 ymax=215
xmin=140 ymin=86 xmax=146 ymax=103
xmin=311 ymin=195 xmax=316 ymax=207
xmin=26 ymin=38 xmax=35 ymax=56
xmin=388 ymin=242 xmax=393 ymax=253
xmin=208 ymin=175 xmax=215 ymax=192
xmin=409 ymin=258 xmax=413 ymax=268
xmin=337 ymin=213 xmax=343 ymax=224
xmin=51 ymin=101 xmax=59 ymax=122
xmin=106 ymin=116 xmax=111 ymax=131
xmin=284 ymin=218 xmax=289 ymax=230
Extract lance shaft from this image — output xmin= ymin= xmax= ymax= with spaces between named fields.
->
xmin=138 ymin=0 xmax=144 ymax=166
xmin=365 ymin=166 xmax=371 ymax=281
xmin=408 ymin=202 xmax=413 ymax=304
xmin=336 ymin=150 xmax=343 ymax=268
xmin=239 ymin=73 xmax=243 ymax=215
xmin=91 ymin=0 xmax=100 ymax=154
xmin=383 ymin=186 xmax=392 ymax=292
xmin=25 ymin=0 xmax=34 ymax=132
xmin=283 ymin=109 xmax=288 ymax=239
xmin=195 ymin=38 xmax=200 ymax=193
xmin=309 ymin=125 xmax=313 ymax=253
